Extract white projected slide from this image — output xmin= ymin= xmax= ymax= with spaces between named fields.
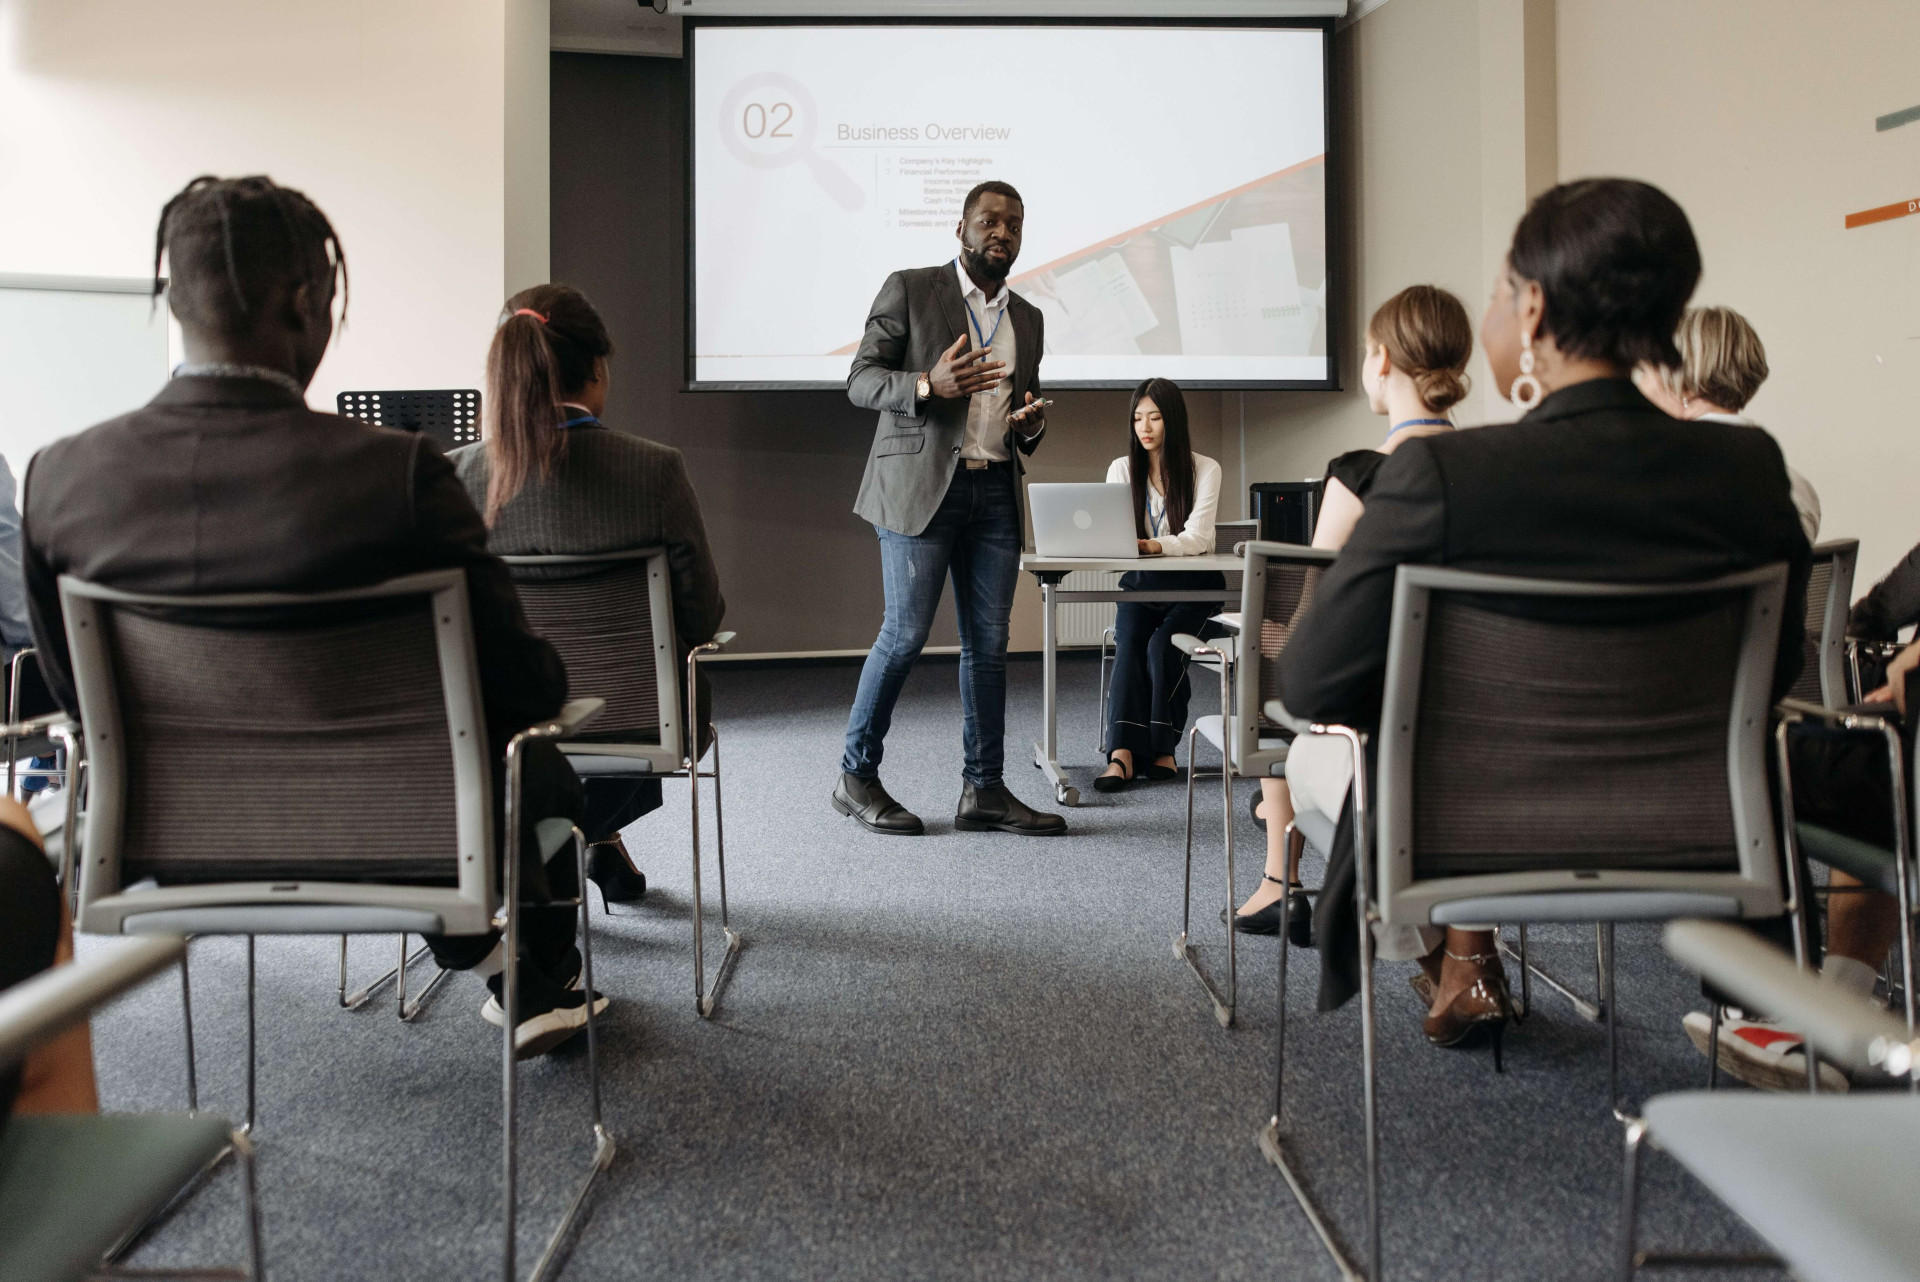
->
xmin=690 ymin=23 xmax=1330 ymax=388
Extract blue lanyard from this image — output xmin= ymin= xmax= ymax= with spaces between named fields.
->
xmin=955 ymin=260 xmax=1006 ymax=351
xmin=1146 ymin=491 xmax=1165 ymax=539
xmin=1384 ymin=417 xmax=1449 ymax=446
xmin=559 ymin=413 xmax=600 ymax=430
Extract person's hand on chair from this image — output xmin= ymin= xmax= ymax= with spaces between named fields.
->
xmin=1863 ymin=637 xmax=1920 ymax=715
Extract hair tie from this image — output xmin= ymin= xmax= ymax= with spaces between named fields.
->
xmin=512 ymin=308 xmax=548 ymax=324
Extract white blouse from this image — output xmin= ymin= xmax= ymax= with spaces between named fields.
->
xmin=1104 ymin=453 xmax=1223 ymax=557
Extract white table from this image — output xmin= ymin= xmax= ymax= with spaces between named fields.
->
xmin=1021 ymin=553 xmax=1243 ymax=806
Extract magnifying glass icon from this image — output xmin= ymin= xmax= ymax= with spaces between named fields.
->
xmin=718 ymin=72 xmax=867 ymax=213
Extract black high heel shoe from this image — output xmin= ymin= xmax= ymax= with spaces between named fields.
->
xmin=587 ymin=834 xmax=647 ymax=905
xmin=1223 ymin=875 xmax=1313 ymax=945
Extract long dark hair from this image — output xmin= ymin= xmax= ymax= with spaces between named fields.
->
xmin=1127 ymin=378 xmax=1195 ymax=539
xmin=483 ymin=283 xmax=613 ymax=523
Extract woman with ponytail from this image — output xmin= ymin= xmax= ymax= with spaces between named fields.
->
xmin=453 ymin=284 xmax=726 ymax=905
xmin=1235 ymin=285 xmax=1472 ymax=946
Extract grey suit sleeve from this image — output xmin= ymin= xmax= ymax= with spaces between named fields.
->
xmin=847 ymin=271 xmax=922 ymax=417
xmin=1276 ymin=441 xmax=1449 ymax=728
xmin=659 ymin=450 xmax=726 ymax=647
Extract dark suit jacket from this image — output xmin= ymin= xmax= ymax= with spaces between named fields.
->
xmin=1277 ymin=378 xmax=1813 ymax=1010
xmin=450 ymin=424 xmax=725 ymax=649
xmin=22 ymin=376 xmax=567 ymax=751
xmin=847 ymin=263 xmax=1045 ymax=537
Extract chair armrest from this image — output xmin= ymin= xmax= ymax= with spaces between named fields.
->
xmin=1775 ymin=698 xmax=1896 ymax=733
xmin=1664 ymin=920 xmax=1920 ymax=1076
xmin=1173 ymin=633 xmax=1235 ymax=663
xmin=710 ymin=631 xmax=735 ymax=648
xmin=1262 ymin=699 xmax=1315 ymax=736
xmin=516 ymin=698 xmax=605 ymax=745
xmin=0 ymin=935 xmax=185 ymax=1072
xmin=0 ymin=712 xmax=74 ymax=744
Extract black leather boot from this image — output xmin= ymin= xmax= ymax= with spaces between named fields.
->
xmin=954 ymin=783 xmax=1067 ymax=836
xmin=831 ymin=772 xmax=925 ymax=835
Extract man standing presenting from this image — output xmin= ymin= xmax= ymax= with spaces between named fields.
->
xmin=832 ymin=181 xmax=1065 ymax=838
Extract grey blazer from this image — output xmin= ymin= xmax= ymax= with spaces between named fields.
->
xmin=847 ymin=263 xmax=1046 ymax=537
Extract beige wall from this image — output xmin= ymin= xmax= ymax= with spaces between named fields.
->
xmin=1557 ymin=0 xmax=1920 ymax=587
xmin=1235 ymin=0 xmax=1557 ymax=490
xmin=0 ymin=0 xmax=549 ymax=410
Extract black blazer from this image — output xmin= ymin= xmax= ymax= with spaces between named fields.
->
xmin=22 ymin=375 xmax=567 ymax=751
xmin=847 ymin=263 xmax=1045 ymax=537
xmin=1280 ymin=378 xmax=1812 ymax=728
xmin=1278 ymin=378 xmax=1813 ymax=1013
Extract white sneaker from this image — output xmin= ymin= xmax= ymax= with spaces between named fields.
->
xmin=1683 ymin=1009 xmax=1849 ymax=1092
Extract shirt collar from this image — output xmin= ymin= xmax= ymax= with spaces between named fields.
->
xmin=954 ymin=258 xmax=1009 ymax=312
xmin=171 ymin=362 xmax=307 ymax=401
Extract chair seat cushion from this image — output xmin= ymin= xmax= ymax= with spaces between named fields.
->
xmin=1645 ymin=1093 xmax=1920 ymax=1282
xmin=1430 ymin=890 xmax=1742 ymax=925
xmin=0 ymin=1112 xmax=234 ymax=1282
xmin=1797 ymin=823 xmax=1900 ymax=897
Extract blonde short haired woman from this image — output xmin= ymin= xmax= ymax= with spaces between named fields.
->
xmin=1635 ymin=305 xmax=1820 ymax=541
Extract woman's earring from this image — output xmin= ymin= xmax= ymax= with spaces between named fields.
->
xmin=1509 ymin=336 xmax=1543 ymax=411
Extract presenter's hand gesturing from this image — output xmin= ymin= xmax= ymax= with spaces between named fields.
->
xmin=927 ymin=334 xmax=1005 ymax=399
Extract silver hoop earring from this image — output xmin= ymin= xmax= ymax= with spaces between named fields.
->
xmin=1509 ymin=340 xmax=1543 ymax=412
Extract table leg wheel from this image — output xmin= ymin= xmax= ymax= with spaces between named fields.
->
xmin=1057 ymin=785 xmax=1079 ymax=808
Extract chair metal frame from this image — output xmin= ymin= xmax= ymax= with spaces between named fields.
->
xmin=61 ymin=569 xmax=613 ymax=1282
xmin=502 ymin=548 xmax=742 ymax=1019
xmin=1171 ymin=541 xmax=1336 ymax=1028
xmin=1257 ymin=562 xmax=1791 ymax=1281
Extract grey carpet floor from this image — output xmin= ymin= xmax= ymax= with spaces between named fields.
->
xmin=83 ymin=654 xmax=1784 ymax=1281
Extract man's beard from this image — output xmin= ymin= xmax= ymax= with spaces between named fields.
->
xmin=962 ymin=242 xmax=1012 ymax=284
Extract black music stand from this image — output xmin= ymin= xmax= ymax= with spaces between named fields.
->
xmin=336 ymin=389 xmax=481 ymax=450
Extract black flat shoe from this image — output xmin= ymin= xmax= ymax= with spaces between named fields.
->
xmin=1223 ymin=876 xmax=1311 ymax=944
xmin=1144 ymin=761 xmax=1179 ymax=781
xmin=587 ymin=836 xmax=647 ymax=904
xmin=832 ymin=773 xmax=924 ymax=836
xmin=954 ymin=783 xmax=1066 ymax=836
xmin=1093 ymin=757 xmax=1133 ymax=794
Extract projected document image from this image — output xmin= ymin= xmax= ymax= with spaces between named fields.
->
xmin=691 ymin=22 xmax=1330 ymax=387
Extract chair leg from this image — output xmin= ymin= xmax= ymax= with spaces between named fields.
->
xmin=1617 ymin=1118 xmax=1647 ymax=1281
xmin=1221 ymin=749 xmax=1236 ymax=1027
xmin=1602 ymin=923 xmax=1626 ymax=1121
xmin=1273 ymin=825 xmax=1294 ymax=1123
xmin=521 ymin=826 xmax=617 ymax=1282
xmin=337 ymin=935 xmax=404 ymax=1011
xmin=397 ymin=934 xmax=453 ymax=1023
xmin=1706 ymin=1001 xmax=1722 ymax=1089
xmin=690 ymin=725 xmax=742 ymax=1020
xmin=1357 ymin=893 xmax=1383 ymax=1278
xmin=235 ymin=1127 xmax=266 ymax=1280
xmin=180 ymin=946 xmax=199 ymax=1112
xmin=245 ymin=935 xmax=257 ymax=1135
xmin=1172 ymin=725 xmax=1232 ymax=1027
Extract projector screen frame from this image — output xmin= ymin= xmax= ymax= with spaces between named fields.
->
xmin=683 ymin=14 xmax=1340 ymax=394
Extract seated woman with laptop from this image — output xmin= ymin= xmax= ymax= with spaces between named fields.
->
xmin=1093 ymin=378 xmax=1223 ymax=793
xmin=1234 ymin=284 xmax=1473 ymax=942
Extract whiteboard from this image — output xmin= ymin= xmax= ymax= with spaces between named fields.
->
xmin=0 ymin=275 xmax=172 ymax=475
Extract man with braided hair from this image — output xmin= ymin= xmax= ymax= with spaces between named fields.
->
xmin=22 ymin=175 xmax=608 ymax=1057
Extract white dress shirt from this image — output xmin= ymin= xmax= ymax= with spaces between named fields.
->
xmin=1104 ymin=453 xmax=1223 ymax=556
xmin=1696 ymin=411 xmax=1821 ymax=542
xmin=954 ymin=258 xmax=1015 ymax=462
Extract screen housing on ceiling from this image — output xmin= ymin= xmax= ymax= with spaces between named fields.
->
xmin=684 ymin=15 xmax=1340 ymax=393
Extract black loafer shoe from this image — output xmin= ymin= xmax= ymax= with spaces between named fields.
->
xmin=832 ymin=773 xmax=925 ymax=835
xmin=954 ymin=783 xmax=1067 ymax=836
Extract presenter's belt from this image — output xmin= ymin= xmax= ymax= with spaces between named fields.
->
xmin=961 ymin=458 xmax=1015 ymax=471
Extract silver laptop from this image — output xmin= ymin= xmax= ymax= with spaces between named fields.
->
xmin=1029 ymin=483 xmax=1139 ymax=559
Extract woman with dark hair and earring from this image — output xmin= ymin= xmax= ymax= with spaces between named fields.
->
xmin=1094 ymin=378 xmax=1223 ymax=792
xmin=1270 ymin=178 xmax=1808 ymax=1065
xmin=452 ymin=284 xmax=726 ymax=908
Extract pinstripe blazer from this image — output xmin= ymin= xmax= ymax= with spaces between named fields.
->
xmin=450 ymin=425 xmax=726 ymax=651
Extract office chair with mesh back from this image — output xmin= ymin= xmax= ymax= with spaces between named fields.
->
xmin=1167 ymin=541 xmax=1336 ymax=1028
xmin=63 ymin=569 xmax=611 ymax=1282
xmin=502 ymin=548 xmax=742 ymax=1018
xmin=1258 ymin=562 xmax=1793 ymax=1282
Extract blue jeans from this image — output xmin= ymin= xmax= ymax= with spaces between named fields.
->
xmin=841 ymin=465 xmax=1022 ymax=788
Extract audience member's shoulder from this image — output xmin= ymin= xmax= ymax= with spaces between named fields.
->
xmin=446 ymin=440 xmax=486 ymax=482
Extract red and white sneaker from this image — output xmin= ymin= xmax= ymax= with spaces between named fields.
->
xmin=1682 ymin=1009 xmax=1849 ymax=1092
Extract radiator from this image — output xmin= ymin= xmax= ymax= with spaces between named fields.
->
xmin=1057 ymin=570 xmax=1121 ymax=647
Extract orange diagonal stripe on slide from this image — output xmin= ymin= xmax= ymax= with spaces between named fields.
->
xmin=1845 ymin=197 xmax=1920 ymax=229
xmin=826 ymin=153 xmax=1328 ymax=356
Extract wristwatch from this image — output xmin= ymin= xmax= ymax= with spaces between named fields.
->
xmin=915 ymin=372 xmax=931 ymax=401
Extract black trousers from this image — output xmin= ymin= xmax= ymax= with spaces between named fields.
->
xmin=0 ymin=825 xmax=58 ymax=1121
xmin=425 ymin=739 xmax=586 ymax=975
xmin=1105 ymin=570 xmax=1225 ymax=762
